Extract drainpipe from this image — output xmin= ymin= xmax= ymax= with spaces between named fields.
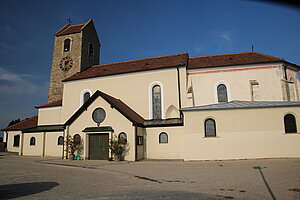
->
xmin=135 ymin=126 xmax=137 ymax=161
xmin=65 ymin=125 xmax=70 ymax=159
xmin=20 ymin=133 xmax=24 ymax=156
xmin=4 ymin=131 xmax=8 ymax=151
xmin=62 ymin=128 xmax=65 ymax=159
xmin=176 ymin=66 xmax=183 ymax=119
xmin=42 ymin=132 xmax=46 ymax=157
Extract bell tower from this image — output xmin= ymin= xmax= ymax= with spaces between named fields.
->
xmin=48 ymin=19 xmax=100 ymax=103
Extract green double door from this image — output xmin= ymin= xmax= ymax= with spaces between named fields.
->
xmin=89 ymin=134 xmax=109 ymax=160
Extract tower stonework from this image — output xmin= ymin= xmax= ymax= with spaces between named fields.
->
xmin=48 ymin=19 xmax=100 ymax=103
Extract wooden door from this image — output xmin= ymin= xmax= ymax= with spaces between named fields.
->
xmin=89 ymin=134 xmax=109 ymax=160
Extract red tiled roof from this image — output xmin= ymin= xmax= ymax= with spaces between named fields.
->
xmin=56 ymin=24 xmax=85 ymax=36
xmin=63 ymin=53 xmax=189 ymax=82
xmin=1 ymin=116 xmax=38 ymax=131
xmin=188 ymin=52 xmax=284 ymax=69
xmin=99 ymin=91 xmax=145 ymax=126
xmin=35 ymin=99 xmax=62 ymax=109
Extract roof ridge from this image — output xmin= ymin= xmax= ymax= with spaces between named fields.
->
xmin=190 ymin=51 xmax=283 ymax=60
xmin=93 ymin=53 xmax=188 ymax=68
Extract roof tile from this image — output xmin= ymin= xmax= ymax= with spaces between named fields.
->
xmin=64 ymin=53 xmax=188 ymax=82
xmin=35 ymin=99 xmax=62 ymax=108
xmin=188 ymin=52 xmax=283 ymax=69
xmin=1 ymin=116 xmax=38 ymax=131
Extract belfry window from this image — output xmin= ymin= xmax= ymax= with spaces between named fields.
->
xmin=63 ymin=39 xmax=71 ymax=52
xmin=89 ymin=43 xmax=94 ymax=57
xmin=152 ymin=85 xmax=162 ymax=119
xmin=205 ymin=118 xmax=216 ymax=137
xmin=217 ymin=84 xmax=228 ymax=103
xmin=284 ymin=114 xmax=297 ymax=133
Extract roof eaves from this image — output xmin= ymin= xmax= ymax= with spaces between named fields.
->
xmin=187 ymin=60 xmax=284 ymax=70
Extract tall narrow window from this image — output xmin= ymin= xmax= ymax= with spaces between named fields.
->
xmin=205 ymin=118 xmax=216 ymax=137
xmin=64 ymin=39 xmax=71 ymax=52
xmin=217 ymin=84 xmax=228 ymax=103
xmin=89 ymin=43 xmax=94 ymax=57
xmin=83 ymin=92 xmax=90 ymax=104
xmin=284 ymin=114 xmax=297 ymax=133
xmin=30 ymin=137 xmax=36 ymax=146
xmin=13 ymin=135 xmax=20 ymax=147
xmin=152 ymin=85 xmax=161 ymax=119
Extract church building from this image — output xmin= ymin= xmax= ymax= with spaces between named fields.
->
xmin=2 ymin=19 xmax=300 ymax=161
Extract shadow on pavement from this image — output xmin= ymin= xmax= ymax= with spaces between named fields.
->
xmin=0 ymin=182 xmax=59 ymax=199
xmin=253 ymin=166 xmax=277 ymax=200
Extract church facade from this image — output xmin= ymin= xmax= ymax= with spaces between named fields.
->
xmin=2 ymin=19 xmax=300 ymax=161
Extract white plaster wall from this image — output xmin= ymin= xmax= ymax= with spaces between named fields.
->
xmin=188 ymin=63 xmax=284 ymax=106
xmin=62 ymin=68 xmax=184 ymax=123
xmin=6 ymin=131 xmax=21 ymax=153
xmin=146 ymin=126 xmax=183 ymax=159
xmin=38 ymin=107 xmax=62 ymax=125
xmin=23 ymin=133 xmax=43 ymax=156
xmin=45 ymin=131 xmax=64 ymax=157
xmin=183 ymin=107 xmax=300 ymax=161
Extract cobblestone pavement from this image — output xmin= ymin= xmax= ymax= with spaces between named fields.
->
xmin=0 ymin=152 xmax=299 ymax=199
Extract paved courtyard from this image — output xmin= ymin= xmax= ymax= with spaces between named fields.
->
xmin=0 ymin=153 xmax=299 ymax=199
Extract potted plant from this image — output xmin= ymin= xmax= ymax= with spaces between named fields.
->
xmin=109 ymin=135 xmax=129 ymax=161
xmin=65 ymin=135 xmax=84 ymax=160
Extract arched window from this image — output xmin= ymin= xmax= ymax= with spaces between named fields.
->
xmin=159 ymin=132 xmax=168 ymax=143
xmin=73 ymin=134 xmax=81 ymax=146
xmin=83 ymin=92 xmax=90 ymax=104
xmin=118 ymin=132 xmax=127 ymax=143
xmin=205 ymin=118 xmax=216 ymax=137
xmin=152 ymin=85 xmax=162 ymax=119
xmin=63 ymin=38 xmax=71 ymax=52
xmin=30 ymin=137 xmax=36 ymax=146
xmin=217 ymin=84 xmax=228 ymax=103
xmin=284 ymin=114 xmax=297 ymax=133
xmin=58 ymin=136 xmax=64 ymax=145
xmin=89 ymin=43 xmax=94 ymax=57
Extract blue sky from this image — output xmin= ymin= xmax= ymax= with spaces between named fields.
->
xmin=0 ymin=0 xmax=300 ymax=136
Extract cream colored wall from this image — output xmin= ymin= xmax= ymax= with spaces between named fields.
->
xmin=62 ymin=68 xmax=184 ymax=123
xmin=183 ymin=107 xmax=300 ymax=161
xmin=6 ymin=131 xmax=21 ymax=153
xmin=146 ymin=126 xmax=183 ymax=159
xmin=45 ymin=131 xmax=64 ymax=157
xmin=188 ymin=63 xmax=283 ymax=106
xmin=286 ymin=66 xmax=300 ymax=101
xmin=68 ymin=96 xmax=136 ymax=161
xmin=38 ymin=107 xmax=62 ymax=125
xmin=23 ymin=132 xmax=44 ymax=156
